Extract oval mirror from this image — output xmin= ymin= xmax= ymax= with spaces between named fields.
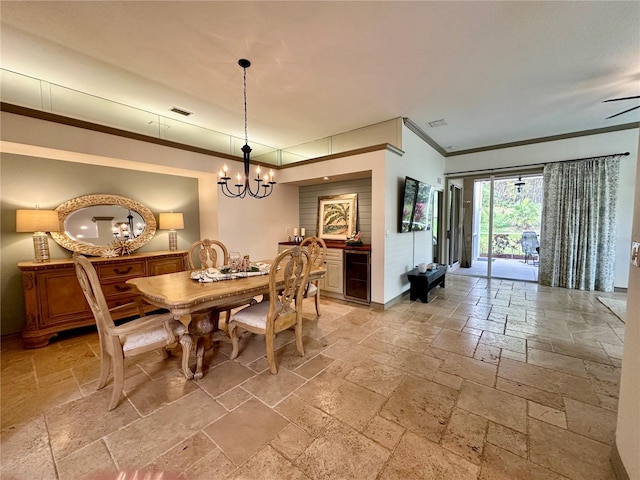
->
xmin=51 ymin=194 xmax=156 ymax=256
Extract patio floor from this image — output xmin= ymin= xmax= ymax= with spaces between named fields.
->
xmin=448 ymin=257 xmax=539 ymax=282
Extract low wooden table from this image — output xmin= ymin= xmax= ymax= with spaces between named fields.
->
xmin=407 ymin=265 xmax=446 ymax=303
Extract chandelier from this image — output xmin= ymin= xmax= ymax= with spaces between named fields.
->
xmin=218 ymin=59 xmax=276 ymax=199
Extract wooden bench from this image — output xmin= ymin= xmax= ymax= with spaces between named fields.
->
xmin=407 ymin=265 xmax=446 ymax=303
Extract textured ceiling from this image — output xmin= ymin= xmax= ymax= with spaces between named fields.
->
xmin=1 ymin=1 xmax=639 ymax=154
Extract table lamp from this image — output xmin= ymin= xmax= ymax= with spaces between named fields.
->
xmin=16 ymin=209 xmax=61 ymax=262
xmin=159 ymin=212 xmax=184 ymax=251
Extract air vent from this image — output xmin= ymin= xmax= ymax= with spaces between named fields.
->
xmin=170 ymin=106 xmax=193 ymax=116
xmin=427 ymin=118 xmax=448 ymax=128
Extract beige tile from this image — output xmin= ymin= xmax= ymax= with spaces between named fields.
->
xmin=182 ymin=446 xmax=237 ymax=480
xmin=196 ymin=359 xmax=256 ymax=397
xmin=430 ymin=329 xmax=480 ymax=357
xmin=564 ymin=397 xmax=617 ymax=445
xmin=550 ymin=339 xmax=611 ymax=364
xmin=480 ymin=443 xmax=566 ymax=480
xmin=270 ymin=423 xmax=314 ymax=461
xmin=363 ymin=415 xmax=405 ymax=450
xmin=473 ymin=343 xmax=501 ymax=365
xmin=56 ymin=439 xmax=117 ymax=480
xmin=601 ymin=342 xmax=624 ymax=360
xmin=457 ymin=381 xmax=527 ymax=433
xmin=527 ymin=401 xmax=567 ymax=428
xmin=380 ymin=431 xmax=480 ymax=480
xmin=486 ymin=422 xmax=528 ymax=458
xmin=46 ymin=389 xmax=140 ymax=460
xmin=527 ymin=348 xmax=588 ymax=378
xmin=124 ymin=368 xmax=199 ymax=416
xmin=106 ymin=390 xmax=226 ymax=468
xmin=380 ymin=375 xmax=457 ymax=442
xmin=466 ymin=317 xmax=506 ymax=334
xmin=0 ymin=415 xmax=57 ymax=480
xmin=297 ymin=419 xmax=390 ymax=480
xmin=293 ymin=353 xmax=335 ymax=378
xmin=439 ymin=352 xmax=497 ymax=387
xmin=498 ymin=358 xmax=599 ymax=405
xmin=216 ymin=386 xmax=253 ymax=410
xmin=496 ymin=377 xmax=564 ymax=410
xmin=383 ymin=349 xmax=441 ymax=380
xmin=529 ymin=418 xmax=616 ymax=480
xmin=296 ymin=371 xmax=385 ymax=431
xmin=144 ymin=431 xmax=220 ymax=477
xmin=275 ymin=394 xmax=332 ymax=437
xmin=204 ymin=398 xmax=288 ymax=466
xmin=441 ymin=407 xmax=488 ymax=464
xmin=228 ymin=445 xmax=307 ymax=480
xmin=500 ymin=349 xmax=526 ymax=362
xmin=433 ymin=370 xmax=464 ymax=390
xmin=240 ymin=367 xmax=306 ymax=407
xmin=480 ymin=331 xmax=526 ymax=353
xmin=344 ymin=359 xmax=406 ymax=396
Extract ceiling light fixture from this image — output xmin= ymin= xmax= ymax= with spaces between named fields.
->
xmin=514 ymin=175 xmax=525 ymax=193
xmin=218 ymin=59 xmax=276 ymax=199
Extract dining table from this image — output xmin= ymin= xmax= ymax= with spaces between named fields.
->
xmin=126 ymin=262 xmax=326 ymax=379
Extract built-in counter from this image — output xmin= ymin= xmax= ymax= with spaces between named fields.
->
xmin=278 ymin=241 xmax=371 ymax=304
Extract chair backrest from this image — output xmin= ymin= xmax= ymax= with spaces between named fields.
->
xmin=300 ymin=236 xmax=327 ymax=269
xmin=74 ymin=255 xmax=116 ymax=351
xmin=520 ymin=231 xmax=540 ymax=252
xmin=188 ymin=239 xmax=229 ymax=270
xmin=266 ymin=246 xmax=311 ymax=331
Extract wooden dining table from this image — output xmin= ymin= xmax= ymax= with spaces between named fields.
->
xmin=127 ymin=264 xmax=326 ymax=379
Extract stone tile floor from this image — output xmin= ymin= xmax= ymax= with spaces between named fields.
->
xmin=0 ymin=275 xmax=626 ymax=479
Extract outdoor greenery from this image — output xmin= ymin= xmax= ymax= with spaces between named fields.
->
xmin=478 ymin=176 xmax=543 ymax=256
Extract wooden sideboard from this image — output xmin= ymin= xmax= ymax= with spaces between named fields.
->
xmin=18 ymin=251 xmax=188 ymax=348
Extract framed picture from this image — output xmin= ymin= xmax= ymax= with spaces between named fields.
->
xmin=317 ymin=194 xmax=358 ymax=240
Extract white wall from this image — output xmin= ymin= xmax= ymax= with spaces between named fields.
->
xmin=381 ymin=124 xmax=446 ymax=303
xmin=615 ymin=130 xmax=640 ymax=479
xmin=0 ymin=111 xmax=300 ymax=263
xmin=445 ymin=129 xmax=639 ymax=288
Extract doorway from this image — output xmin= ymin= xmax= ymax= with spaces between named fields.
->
xmin=455 ymin=174 xmax=543 ymax=281
xmin=448 ymin=185 xmax=462 ymax=267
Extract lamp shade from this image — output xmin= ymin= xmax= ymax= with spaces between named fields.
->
xmin=16 ymin=209 xmax=60 ymax=233
xmin=159 ymin=212 xmax=184 ymax=230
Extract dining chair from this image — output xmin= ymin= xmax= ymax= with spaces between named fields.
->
xmin=299 ymin=236 xmax=327 ymax=316
xmin=228 ymin=246 xmax=311 ymax=374
xmin=73 ymin=255 xmax=186 ymax=410
xmin=187 ymin=238 xmax=229 ymax=270
xmin=185 ymin=239 xmax=255 ymax=379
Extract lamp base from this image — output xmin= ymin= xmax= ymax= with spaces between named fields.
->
xmin=168 ymin=230 xmax=178 ymax=252
xmin=32 ymin=232 xmax=51 ymax=263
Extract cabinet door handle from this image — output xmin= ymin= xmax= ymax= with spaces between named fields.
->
xmin=113 ymin=266 xmax=133 ymax=275
xmin=114 ymin=284 xmax=131 ymax=292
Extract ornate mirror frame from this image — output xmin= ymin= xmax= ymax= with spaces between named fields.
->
xmin=51 ymin=194 xmax=157 ymax=256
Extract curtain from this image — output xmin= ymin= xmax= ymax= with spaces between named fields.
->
xmin=539 ymin=157 xmax=620 ymax=292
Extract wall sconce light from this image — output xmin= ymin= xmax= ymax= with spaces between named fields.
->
xmin=16 ymin=209 xmax=61 ymax=262
xmin=159 ymin=212 xmax=184 ymax=251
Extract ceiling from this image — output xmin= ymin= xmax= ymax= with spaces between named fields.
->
xmin=1 ymin=1 xmax=639 ymax=156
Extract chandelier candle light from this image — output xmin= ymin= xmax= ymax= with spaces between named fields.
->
xmin=218 ymin=59 xmax=276 ymax=199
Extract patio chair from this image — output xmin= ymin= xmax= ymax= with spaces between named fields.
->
xmin=520 ymin=231 xmax=539 ymax=265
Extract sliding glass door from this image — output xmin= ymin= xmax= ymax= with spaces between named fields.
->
xmin=458 ymin=174 xmax=543 ymax=281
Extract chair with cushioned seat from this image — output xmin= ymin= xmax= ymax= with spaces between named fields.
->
xmin=74 ymin=255 xmax=186 ymax=410
xmin=228 ymin=246 xmax=311 ymax=374
xmin=520 ymin=231 xmax=540 ymax=265
xmin=299 ymin=236 xmax=326 ymax=316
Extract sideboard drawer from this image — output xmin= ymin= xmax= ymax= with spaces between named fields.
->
xmin=101 ymin=281 xmax=137 ymax=297
xmin=19 ymin=251 xmax=188 ymax=348
xmin=98 ymin=261 xmax=146 ymax=280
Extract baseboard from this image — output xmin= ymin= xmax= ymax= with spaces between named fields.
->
xmin=610 ymin=440 xmax=631 ymax=480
